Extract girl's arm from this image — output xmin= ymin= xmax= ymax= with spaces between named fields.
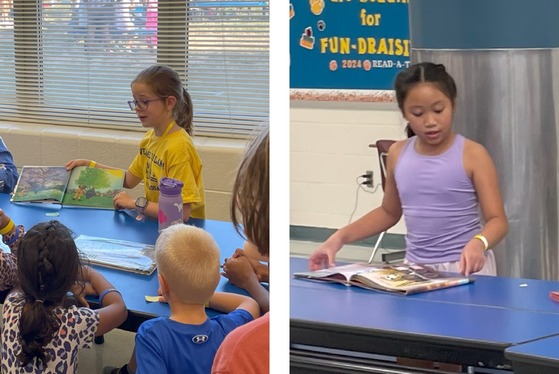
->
xmin=65 ymin=160 xmax=141 ymax=189
xmin=182 ymin=203 xmax=191 ymax=221
xmin=308 ymin=141 xmax=405 ymax=270
xmin=112 ymin=196 xmax=191 ymax=222
xmin=65 ymin=159 xmax=119 ymax=171
xmin=460 ymin=141 xmax=509 ymax=275
xmin=82 ymin=266 xmax=128 ymax=336
xmin=208 ymin=292 xmax=260 ymax=320
xmin=0 ymin=209 xmax=21 ymax=292
xmin=0 ymin=209 xmax=24 ymax=253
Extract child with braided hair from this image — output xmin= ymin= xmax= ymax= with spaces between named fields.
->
xmin=0 ymin=220 xmax=128 ymax=373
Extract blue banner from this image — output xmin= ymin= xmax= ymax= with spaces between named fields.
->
xmin=290 ymin=0 xmax=410 ymax=90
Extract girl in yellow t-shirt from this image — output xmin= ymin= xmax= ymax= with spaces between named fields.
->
xmin=66 ymin=64 xmax=205 ymax=221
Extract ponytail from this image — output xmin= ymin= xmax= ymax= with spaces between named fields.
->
xmin=17 ymin=298 xmax=60 ymax=366
xmin=176 ymin=87 xmax=194 ymax=136
xmin=405 ymin=123 xmax=415 ymax=138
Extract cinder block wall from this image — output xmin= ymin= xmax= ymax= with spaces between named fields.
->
xmin=0 ymin=123 xmax=246 ymax=222
xmin=290 ymin=100 xmax=408 ymax=234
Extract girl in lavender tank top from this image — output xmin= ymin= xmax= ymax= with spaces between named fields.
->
xmin=309 ymin=62 xmax=508 ymax=278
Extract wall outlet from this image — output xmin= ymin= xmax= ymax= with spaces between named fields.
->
xmin=363 ymin=170 xmax=373 ymax=187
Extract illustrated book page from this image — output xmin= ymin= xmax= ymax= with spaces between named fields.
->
xmin=11 ymin=166 xmax=70 ymax=203
xmin=61 ymin=166 xmax=124 ymax=209
xmin=11 ymin=166 xmax=124 ymax=209
xmin=75 ymin=235 xmax=156 ymax=276
xmin=294 ymin=262 xmax=474 ymax=295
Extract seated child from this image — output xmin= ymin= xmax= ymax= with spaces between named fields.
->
xmin=212 ymin=123 xmax=269 ymax=374
xmin=104 ymin=224 xmax=260 ymax=374
xmin=220 ymin=126 xmax=270 ymax=314
xmin=0 ymin=137 xmax=19 ymax=193
xmin=66 ymin=65 xmax=205 ymax=222
xmin=1 ymin=220 xmax=128 ymax=372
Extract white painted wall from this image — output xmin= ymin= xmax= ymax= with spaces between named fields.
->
xmin=290 ymin=100 xmax=408 ymax=234
xmin=0 ymin=123 xmax=247 ymax=222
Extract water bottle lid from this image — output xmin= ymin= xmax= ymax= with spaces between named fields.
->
xmin=159 ymin=177 xmax=184 ymax=195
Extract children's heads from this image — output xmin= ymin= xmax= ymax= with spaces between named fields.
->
xmin=132 ymin=64 xmax=194 ymax=136
xmin=394 ymin=62 xmax=457 ymax=138
xmin=155 ymin=224 xmax=220 ymax=304
xmin=16 ymin=220 xmax=84 ymax=366
xmin=230 ymin=124 xmax=269 ymax=258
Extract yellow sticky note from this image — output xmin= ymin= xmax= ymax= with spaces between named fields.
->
xmin=145 ymin=295 xmax=160 ymax=303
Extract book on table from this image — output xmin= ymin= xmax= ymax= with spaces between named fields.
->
xmin=293 ymin=262 xmax=475 ymax=295
xmin=10 ymin=166 xmax=124 ymax=209
xmin=75 ymin=235 xmax=156 ymax=276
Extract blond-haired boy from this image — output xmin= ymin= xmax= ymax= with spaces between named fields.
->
xmin=105 ymin=224 xmax=259 ymax=374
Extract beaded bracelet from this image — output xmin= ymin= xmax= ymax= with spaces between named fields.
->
xmin=89 ymin=160 xmax=97 ymax=168
xmin=99 ymin=288 xmax=121 ymax=306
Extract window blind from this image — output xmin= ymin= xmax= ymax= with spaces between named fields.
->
xmin=0 ymin=0 xmax=269 ymax=138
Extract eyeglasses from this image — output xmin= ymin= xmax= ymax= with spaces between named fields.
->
xmin=127 ymin=97 xmax=168 ymax=111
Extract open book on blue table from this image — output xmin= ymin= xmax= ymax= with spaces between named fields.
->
xmin=294 ymin=262 xmax=474 ymax=295
xmin=75 ymin=235 xmax=156 ymax=276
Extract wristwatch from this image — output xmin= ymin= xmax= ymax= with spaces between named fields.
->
xmin=135 ymin=197 xmax=148 ymax=213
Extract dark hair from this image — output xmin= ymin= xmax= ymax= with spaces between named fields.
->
xmin=230 ymin=124 xmax=269 ymax=256
xmin=394 ymin=62 xmax=457 ymax=137
xmin=15 ymin=221 xmax=84 ymax=367
xmin=133 ymin=64 xmax=194 ymax=136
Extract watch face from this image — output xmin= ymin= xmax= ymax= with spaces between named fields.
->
xmin=136 ymin=197 xmax=148 ymax=209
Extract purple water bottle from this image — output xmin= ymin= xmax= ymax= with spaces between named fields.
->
xmin=158 ymin=177 xmax=184 ymax=232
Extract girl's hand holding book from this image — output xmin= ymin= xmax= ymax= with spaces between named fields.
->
xmin=309 ymin=241 xmax=339 ymax=271
xmin=459 ymin=240 xmax=487 ymax=276
xmin=64 ymin=159 xmax=92 ymax=171
xmin=112 ymin=191 xmax=135 ymax=210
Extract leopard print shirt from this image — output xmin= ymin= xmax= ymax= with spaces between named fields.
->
xmin=1 ymin=292 xmax=100 ymax=373
xmin=0 ymin=225 xmax=24 ymax=292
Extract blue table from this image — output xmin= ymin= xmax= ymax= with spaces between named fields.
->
xmin=0 ymin=194 xmax=246 ymax=331
xmin=291 ymin=256 xmax=559 ymax=313
xmin=505 ymin=335 xmax=559 ymax=374
xmin=290 ymin=256 xmax=559 ymax=370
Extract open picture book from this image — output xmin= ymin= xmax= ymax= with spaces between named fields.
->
xmin=75 ymin=235 xmax=156 ymax=276
xmin=11 ymin=166 xmax=125 ymax=209
xmin=294 ymin=262 xmax=475 ymax=295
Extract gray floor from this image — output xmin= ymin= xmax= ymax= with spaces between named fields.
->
xmin=79 ymin=330 xmax=135 ymax=373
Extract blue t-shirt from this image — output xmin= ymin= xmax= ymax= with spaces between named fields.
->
xmin=135 ymin=309 xmax=253 ymax=374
